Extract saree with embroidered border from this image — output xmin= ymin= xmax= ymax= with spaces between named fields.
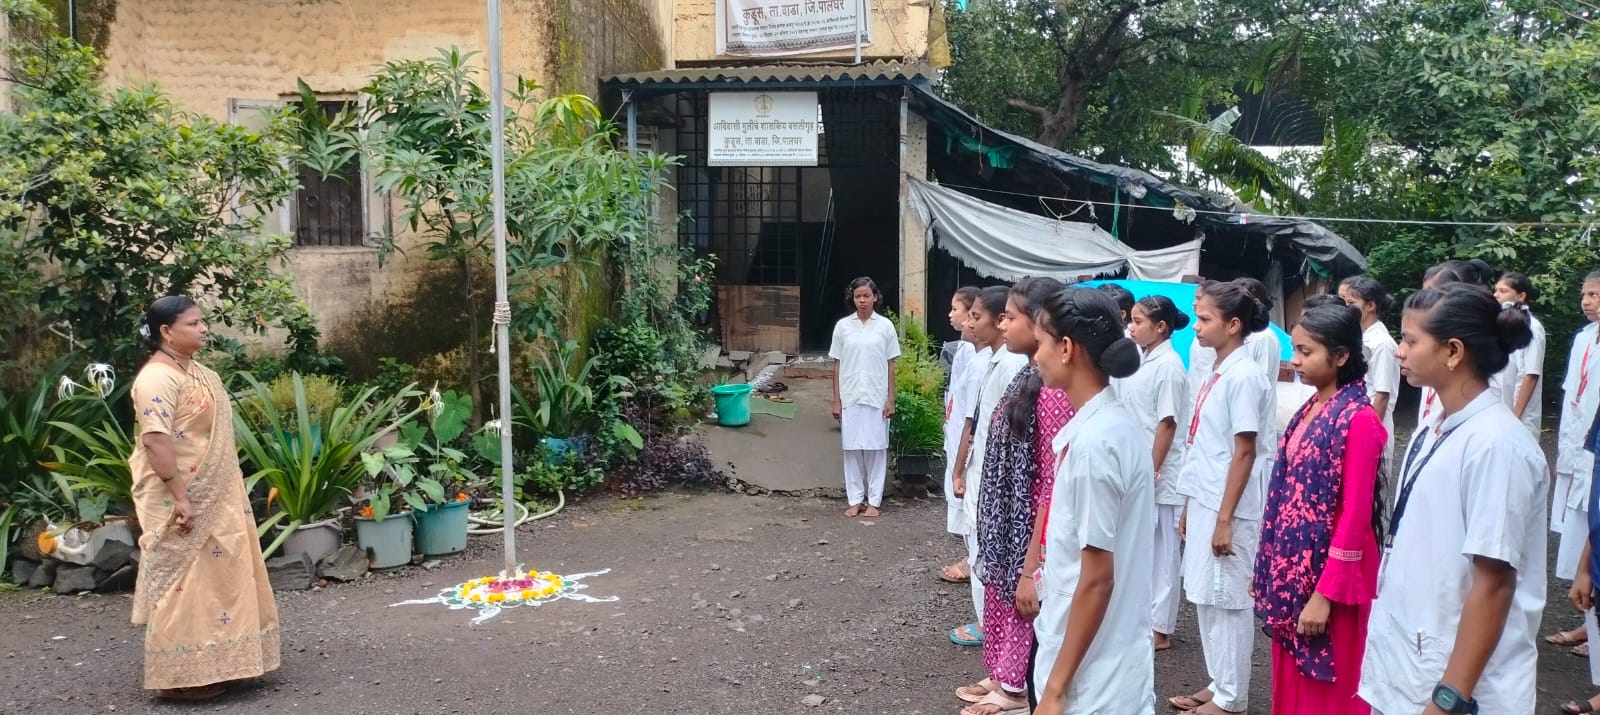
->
xmin=129 ymin=360 xmax=280 ymax=690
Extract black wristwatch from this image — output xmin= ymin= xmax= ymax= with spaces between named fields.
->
xmin=1431 ymin=683 xmax=1478 ymax=714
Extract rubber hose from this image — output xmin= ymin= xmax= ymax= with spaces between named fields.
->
xmin=464 ymin=490 xmax=565 ymax=535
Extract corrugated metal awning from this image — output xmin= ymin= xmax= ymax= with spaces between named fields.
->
xmin=602 ymin=61 xmax=933 ymax=94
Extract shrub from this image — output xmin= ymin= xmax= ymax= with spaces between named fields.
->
xmin=605 ymin=404 xmax=722 ymax=496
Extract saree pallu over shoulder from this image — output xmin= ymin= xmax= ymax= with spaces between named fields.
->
xmin=129 ymin=362 xmax=279 ymax=690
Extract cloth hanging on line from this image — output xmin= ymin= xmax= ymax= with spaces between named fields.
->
xmin=907 ymin=176 xmax=1202 ymax=282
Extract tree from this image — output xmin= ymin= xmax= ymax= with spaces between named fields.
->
xmin=940 ymin=0 xmax=1275 ymax=165
xmin=0 ymin=0 xmax=323 ymax=376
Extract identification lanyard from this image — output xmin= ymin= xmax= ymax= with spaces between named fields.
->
xmin=1186 ymin=373 xmax=1221 ymax=445
xmin=1385 ymin=423 xmax=1462 ymax=549
xmin=1575 ymin=341 xmax=1594 ymax=412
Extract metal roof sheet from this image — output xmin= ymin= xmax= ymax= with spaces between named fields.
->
xmin=603 ymin=61 xmax=933 ymax=87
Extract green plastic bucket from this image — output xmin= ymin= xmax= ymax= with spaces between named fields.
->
xmin=413 ymin=499 xmax=470 ymax=557
xmin=710 ymin=383 xmax=754 ymax=427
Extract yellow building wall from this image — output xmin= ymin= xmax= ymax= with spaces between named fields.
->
xmin=673 ymin=0 xmax=929 ymax=64
xmin=93 ymin=0 xmax=669 ymax=374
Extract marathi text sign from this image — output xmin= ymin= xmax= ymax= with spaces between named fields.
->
xmin=708 ymin=92 xmax=820 ymax=167
xmin=716 ymin=0 xmax=873 ymax=58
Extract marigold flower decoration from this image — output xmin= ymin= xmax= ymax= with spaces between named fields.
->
xmin=390 ymin=565 xmax=617 ymax=624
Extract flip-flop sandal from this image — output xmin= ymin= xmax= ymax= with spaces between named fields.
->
xmin=1562 ymin=697 xmax=1600 ymax=713
xmin=948 ymin=623 xmax=983 ymax=647
xmin=939 ymin=563 xmax=970 ymax=583
xmin=765 ymin=395 xmax=793 ymax=403
xmin=955 ymin=678 xmax=996 ymax=704
xmin=1168 ymin=693 xmax=1210 ymax=710
xmin=962 ymin=688 xmax=1028 ymax=715
xmin=1550 ymin=630 xmax=1589 ymax=646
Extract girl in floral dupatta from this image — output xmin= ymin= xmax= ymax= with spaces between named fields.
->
xmin=1253 ymin=304 xmax=1386 ymax=714
xmin=129 ymin=296 xmax=280 ymax=701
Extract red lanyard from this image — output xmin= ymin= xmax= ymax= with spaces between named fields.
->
xmin=1575 ymin=342 xmax=1595 ymax=411
xmin=1042 ymin=446 xmax=1069 ymax=547
xmin=1421 ymin=389 xmax=1436 ymax=420
xmin=1187 ymin=373 xmax=1221 ymax=445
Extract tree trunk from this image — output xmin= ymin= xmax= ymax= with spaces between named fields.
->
xmin=1035 ymin=77 xmax=1089 ymax=148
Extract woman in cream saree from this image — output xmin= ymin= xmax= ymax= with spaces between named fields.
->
xmin=129 ymin=296 xmax=279 ymax=700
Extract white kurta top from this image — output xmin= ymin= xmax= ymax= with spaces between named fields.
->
xmin=1187 ymin=335 xmax=1215 ymax=401
xmin=1359 ymin=390 xmax=1549 ymax=715
xmin=1038 ymin=389 xmax=1156 ymax=715
xmin=1175 ymin=348 xmax=1274 ymax=521
xmin=1492 ymin=314 xmax=1546 ymax=440
xmin=943 ymin=342 xmax=983 ymax=457
xmin=1361 ymin=321 xmax=1401 ymax=459
xmin=1557 ymin=323 xmax=1600 ymax=497
xmin=961 ymin=346 xmax=1029 ymax=530
xmin=1115 ymin=340 xmax=1190 ymax=506
xmin=828 ymin=312 xmax=901 ymax=409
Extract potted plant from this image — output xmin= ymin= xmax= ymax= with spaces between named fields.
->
xmin=405 ymin=386 xmax=479 ymax=558
xmin=521 ymin=339 xmax=598 ymax=461
xmin=352 ymin=445 xmax=430 ymax=570
xmin=235 ymin=373 xmax=420 ymax=561
xmin=888 ymin=315 xmax=948 ymax=492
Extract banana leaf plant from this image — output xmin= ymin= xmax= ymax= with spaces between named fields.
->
xmin=233 ymin=373 xmax=421 ymax=559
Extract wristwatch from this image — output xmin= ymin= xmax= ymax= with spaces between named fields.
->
xmin=1431 ymin=683 xmax=1478 ymax=714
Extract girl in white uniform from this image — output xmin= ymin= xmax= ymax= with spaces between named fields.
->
xmin=1548 ymin=271 xmax=1600 ymax=652
xmin=828 ymin=276 xmax=901 ymax=518
xmin=1169 ymin=280 xmax=1275 ymax=715
xmin=1412 ymin=259 xmax=1497 ymax=432
xmin=1340 ymin=276 xmax=1401 ymax=474
xmin=948 ymin=286 xmax=1027 ymax=647
xmin=1358 ymin=282 xmax=1547 ymax=715
xmin=1029 ymin=286 xmax=1153 ymax=715
xmin=1119 ymin=295 xmax=1192 ymax=653
xmin=1492 ymin=272 xmax=1547 ymax=440
xmin=941 ymin=286 xmax=981 ymax=583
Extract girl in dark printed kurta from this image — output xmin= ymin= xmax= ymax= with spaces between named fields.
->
xmin=955 ymin=277 xmax=1073 ymax=715
xmin=1253 ymin=304 xmax=1386 ymax=714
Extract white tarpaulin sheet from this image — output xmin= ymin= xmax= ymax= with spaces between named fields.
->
xmin=907 ymin=177 xmax=1202 ymax=282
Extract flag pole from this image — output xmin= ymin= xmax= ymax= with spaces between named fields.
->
xmin=485 ymin=0 xmax=518 ymax=574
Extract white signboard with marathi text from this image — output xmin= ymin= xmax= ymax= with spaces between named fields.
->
xmin=716 ymin=0 xmax=872 ymax=58
xmin=708 ymin=92 xmax=820 ymax=167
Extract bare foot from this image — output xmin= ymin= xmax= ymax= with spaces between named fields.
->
xmin=844 ymin=504 xmax=863 ymax=517
xmin=863 ymin=505 xmax=881 ymax=517
xmin=1153 ymin=631 xmax=1171 ymax=651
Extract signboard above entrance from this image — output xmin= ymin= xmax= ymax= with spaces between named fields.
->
xmin=715 ymin=0 xmax=874 ymax=57
xmin=708 ymin=92 xmax=820 ymax=167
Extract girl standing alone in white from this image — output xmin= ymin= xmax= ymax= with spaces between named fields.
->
xmin=1168 ymin=281 xmax=1276 ymax=715
xmin=1358 ymin=282 xmax=1547 ymax=715
xmin=1118 ymin=295 xmax=1192 ymax=653
xmin=1029 ymin=286 xmax=1153 ymax=715
xmin=829 ymin=276 xmax=901 ymax=518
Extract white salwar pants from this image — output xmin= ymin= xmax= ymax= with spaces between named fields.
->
xmin=965 ymin=528 xmax=986 ymax=627
xmin=1152 ymin=504 xmax=1183 ymax=635
xmin=840 ymin=405 xmax=888 ymax=508
xmin=1587 ymin=608 xmax=1600 ymax=686
xmin=1197 ymin=605 xmax=1254 ymax=712
xmin=1553 ymin=472 xmax=1590 ymax=581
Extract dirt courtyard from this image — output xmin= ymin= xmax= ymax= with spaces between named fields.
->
xmin=1 ymin=491 xmax=1594 ymax=714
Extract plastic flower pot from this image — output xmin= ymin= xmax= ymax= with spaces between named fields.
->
xmin=412 ymin=499 xmax=470 ymax=557
xmin=354 ymin=512 xmax=414 ymax=569
xmin=540 ymin=436 xmax=587 ymax=465
xmin=274 ymin=516 xmax=342 ymax=565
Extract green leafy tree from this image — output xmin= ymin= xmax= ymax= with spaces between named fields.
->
xmin=0 ymin=0 xmax=323 ymax=375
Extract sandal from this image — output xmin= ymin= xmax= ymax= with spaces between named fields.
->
xmin=940 ymin=561 xmax=971 ymax=583
xmin=949 ymin=623 xmax=983 ymax=647
xmin=1549 ymin=628 xmax=1589 ymax=646
xmin=156 ymin=684 xmax=225 ymax=702
xmin=1168 ymin=691 xmax=1211 ymax=710
xmin=955 ymin=677 xmax=996 ymax=704
xmin=1576 ymin=643 xmax=1592 ymax=658
xmin=962 ymin=688 xmax=1028 ymax=715
xmin=1562 ymin=696 xmax=1600 ymax=714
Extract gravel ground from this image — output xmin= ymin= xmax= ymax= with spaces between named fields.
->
xmin=1 ymin=487 xmax=1595 ymax=714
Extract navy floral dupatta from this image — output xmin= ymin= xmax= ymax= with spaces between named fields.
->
xmin=1253 ymin=379 xmax=1369 ymax=683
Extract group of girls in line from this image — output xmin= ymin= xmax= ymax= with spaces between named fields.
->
xmin=906 ymin=260 xmax=1594 ymax=714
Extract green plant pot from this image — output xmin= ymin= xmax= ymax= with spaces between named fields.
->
xmin=412 ymin=499 xmax=470 ymax=557
xmin=354 ymin=513 xmax=413 ymax=569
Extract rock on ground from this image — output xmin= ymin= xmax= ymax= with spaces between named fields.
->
xmin=265 ymin=553 xmax=315 ymax=591
xmin=91 ymin=540 xmax=137 ymax=572
xmin=51 ymin=565 xmax=97 ymax=594
xmin=317 ymin=545 xmax=369 ymax=583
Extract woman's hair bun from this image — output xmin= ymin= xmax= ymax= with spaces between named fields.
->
xmin=1171 ymin=311 xmax=1191 ymax=331
xmin=1101 ymin=337 xmax=1142 ymax=379
xmin=1495 ymin=301 xmax=1534 ymax=354
xmin=1248 ymin=299 xmax=1271 ymax=333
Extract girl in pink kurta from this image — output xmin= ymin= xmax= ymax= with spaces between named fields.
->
xmin=1254 ymin=304 xmax=1386 ymax=714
